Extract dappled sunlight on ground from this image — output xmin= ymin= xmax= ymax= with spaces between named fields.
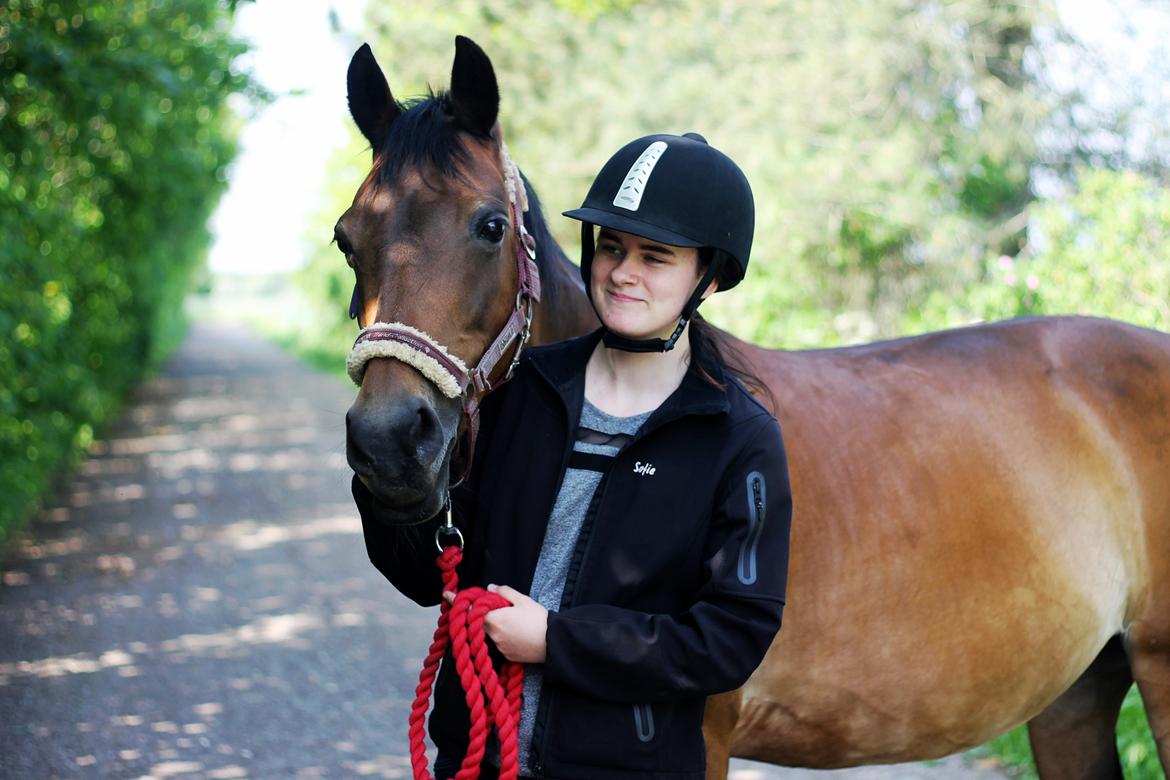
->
xmin=1 ymin=323 xmax=427 ymax=778
xmin=216 ymin=514 xmax=359 ymax=552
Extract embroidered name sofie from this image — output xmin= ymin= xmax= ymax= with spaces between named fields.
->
xmin=633 ymin=461 xmax=656 ymax=476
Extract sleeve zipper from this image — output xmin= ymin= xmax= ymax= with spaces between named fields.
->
xmin=738 ymin=472 xmax=766 ymax=586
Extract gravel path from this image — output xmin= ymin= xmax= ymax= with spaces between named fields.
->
xmin=0 ymin=323 xmax=1013 ymax=779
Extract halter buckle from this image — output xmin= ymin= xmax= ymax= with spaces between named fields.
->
xmin=504 ymin=292 xmax=534 ymax=382
xmin=519 ymin=224 xmax=537 ymax=260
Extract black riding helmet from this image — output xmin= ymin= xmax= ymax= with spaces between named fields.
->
xmin=564 ymin=132 xmax=755 ymax=352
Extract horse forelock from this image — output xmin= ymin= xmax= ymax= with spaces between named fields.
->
xmin=373 ymin=91 xmax=475 ymax=187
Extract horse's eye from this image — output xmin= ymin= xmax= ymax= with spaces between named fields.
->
xmin=335 ymin=237 xmax=355 ymax=266
xmin=478 ymin=218 xmax=507 ymax=244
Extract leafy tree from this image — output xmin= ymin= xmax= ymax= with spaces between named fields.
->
xmin=905 ymin=167 xmax=1170 ymax=333
xmin=0 ymin=0 xmax=252 ymax=539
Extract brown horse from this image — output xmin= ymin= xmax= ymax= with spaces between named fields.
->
xmin=338 ymin=37 xmax=1170 ymax=779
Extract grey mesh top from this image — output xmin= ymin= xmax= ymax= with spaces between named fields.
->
xmin=495 ymin=397 xmax=652 ymax=774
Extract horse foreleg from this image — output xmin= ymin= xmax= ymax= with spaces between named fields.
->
xmin=1026 ymin=634 xmax=1132 ymax=780
xmin=1126 ymin=618 xmax=1170 ymax=774
xmin=703 ymin=689 xmax=743 ymax=780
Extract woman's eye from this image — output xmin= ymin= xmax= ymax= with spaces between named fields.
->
xmin=478 ymin=218 xmax=507 ymax=244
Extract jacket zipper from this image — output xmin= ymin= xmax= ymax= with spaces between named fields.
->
xmin=528 ymin=386 xmax=593 ymax=778
xmin=526 ymin=382 xmax=713 ymax=775
xmin=632 ymin=702 xmax=655 ymax=742
xmin=738 ymin=472 xmax=766 ymax=586
xmin=530 ymin=454 xmax=617 ymax=777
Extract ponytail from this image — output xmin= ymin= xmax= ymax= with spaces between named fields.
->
xmin=690 ymin=315 xmax=778 ymax=415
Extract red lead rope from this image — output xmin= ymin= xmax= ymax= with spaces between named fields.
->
xmin=410 ymin=546 xmax=525 ymax=780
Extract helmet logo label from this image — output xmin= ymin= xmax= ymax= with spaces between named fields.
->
xmin=612 ymin=141 xmax=668 ymax=212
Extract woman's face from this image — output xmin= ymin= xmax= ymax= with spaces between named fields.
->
xmin=590 ymin=228 xmax=716 ymax=341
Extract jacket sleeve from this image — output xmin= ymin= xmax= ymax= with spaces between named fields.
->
xmin=355 ymin=476 xmax=472 ymax=607
xmin=542 ymin=415 xmax=792 ymax=703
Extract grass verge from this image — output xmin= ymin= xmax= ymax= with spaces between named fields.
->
xmin=973 ymin=685 xmax=1159 ymax=778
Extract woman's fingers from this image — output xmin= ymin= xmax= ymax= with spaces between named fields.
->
xmin=488 ymin=583 xmax=526 ymax=605
xmin=480 ymin=586 xmax=548 ymax=664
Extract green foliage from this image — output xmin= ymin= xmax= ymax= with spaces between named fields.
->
xmin=902 ymin=168 xmax=1170 ymax=334
xmin=0 ymin=0 xmax=250 ymax=541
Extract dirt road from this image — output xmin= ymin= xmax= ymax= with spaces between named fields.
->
xmin=0 ymin=323 xmax=1012 ymax=779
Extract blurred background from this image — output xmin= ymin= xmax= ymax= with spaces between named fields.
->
xmin=2 ymin=1 xmax=1168 ymax=776
xmin=205 ymin=0 xmax=1170 ymax=369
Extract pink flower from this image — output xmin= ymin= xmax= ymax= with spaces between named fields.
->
xmin=1026 ymin=274 xmax=1039 ymax=291
xmin=997 ymin=255 xmax=1014 ymax=270
xmin=1005 ymin=272 xmax=1018 ymax=286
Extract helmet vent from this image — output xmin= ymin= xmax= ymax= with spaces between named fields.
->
xmin=612 ymin=141 xmax=668 ymax=212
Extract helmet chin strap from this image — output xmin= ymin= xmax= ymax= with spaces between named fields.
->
xmin=581 ymin=223 xmax=723 ymax=353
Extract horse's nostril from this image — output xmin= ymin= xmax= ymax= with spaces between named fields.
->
xmin=414 ymin=405 xmax=437 ymax=437
xmin=348 ymin=397 xmax=447 ymax=476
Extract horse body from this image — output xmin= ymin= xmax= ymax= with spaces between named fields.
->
xmin=340 ymin=38 xmax=1170 ymax=778
xmin=718 ymin=318 xmax=1170 ymax=769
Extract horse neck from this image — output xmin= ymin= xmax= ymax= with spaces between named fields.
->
xmin=530 ymin=246 xmax=598 ymax=346
xmin=513 ymin=181 xmax=597 ymax=346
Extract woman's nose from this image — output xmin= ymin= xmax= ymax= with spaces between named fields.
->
xmin=611 ymin=257 xmax=638 ymax=285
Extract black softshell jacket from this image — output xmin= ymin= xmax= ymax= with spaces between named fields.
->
xmin=356 ymin=329 xmax=792 ymax=779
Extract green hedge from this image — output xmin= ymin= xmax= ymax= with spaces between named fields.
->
xmin=0 ymin=0 xmax=251 ymax=542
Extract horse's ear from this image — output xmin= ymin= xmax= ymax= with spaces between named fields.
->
xmin=448 ymin=35 xmax=499 ymax=137
xmin=347 ymin=43 xmax=400 ymax=152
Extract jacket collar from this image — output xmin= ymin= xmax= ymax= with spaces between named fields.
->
xmin=527 ymin=326 xmax=730 ymax=423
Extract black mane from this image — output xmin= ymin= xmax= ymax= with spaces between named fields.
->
xmin=373 ymin=91 xmax=568 ymax=308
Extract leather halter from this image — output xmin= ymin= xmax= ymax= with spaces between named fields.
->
xmin=347 ymin=141 xmax=541 ymax=484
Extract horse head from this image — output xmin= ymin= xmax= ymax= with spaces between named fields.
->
xmin=338 ymin=37 xmax=534 ymax=525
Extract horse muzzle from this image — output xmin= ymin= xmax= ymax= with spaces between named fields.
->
xmin=346 ymin=359 xmax=461 ymax=524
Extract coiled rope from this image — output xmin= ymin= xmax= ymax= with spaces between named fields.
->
xmin=409 ymin=546 xmax=525 ymax=780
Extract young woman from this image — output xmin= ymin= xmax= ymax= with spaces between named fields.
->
xmin=355 ymin=132 xmax=792 ymax=779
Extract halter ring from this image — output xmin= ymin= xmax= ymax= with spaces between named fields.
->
xmin=435 ymin=504 xmax=464 ymax=553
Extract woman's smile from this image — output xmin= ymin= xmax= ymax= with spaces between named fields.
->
xmin=607 ymin=289 xmax=644 ymax=304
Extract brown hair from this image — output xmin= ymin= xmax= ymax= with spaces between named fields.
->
xmin=690 ymin=315 xmax=777 ymax=412
xmin=690 ymin=248 xmax=777 ymax=412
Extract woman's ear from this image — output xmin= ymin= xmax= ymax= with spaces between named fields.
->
xmin=701 ymin=277 xmax=719 ymax=300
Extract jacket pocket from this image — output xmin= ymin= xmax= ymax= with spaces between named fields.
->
xmin=549 ymin=691 xmax=704 ymax=773
xmin=738 ymin=471 xmax=766 ymax=585
xmin=632 ymin=702 xmax=655 ymax=743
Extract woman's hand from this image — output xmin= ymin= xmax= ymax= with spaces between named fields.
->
xmin=443 ymin=584 xmax=548 ymax=663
